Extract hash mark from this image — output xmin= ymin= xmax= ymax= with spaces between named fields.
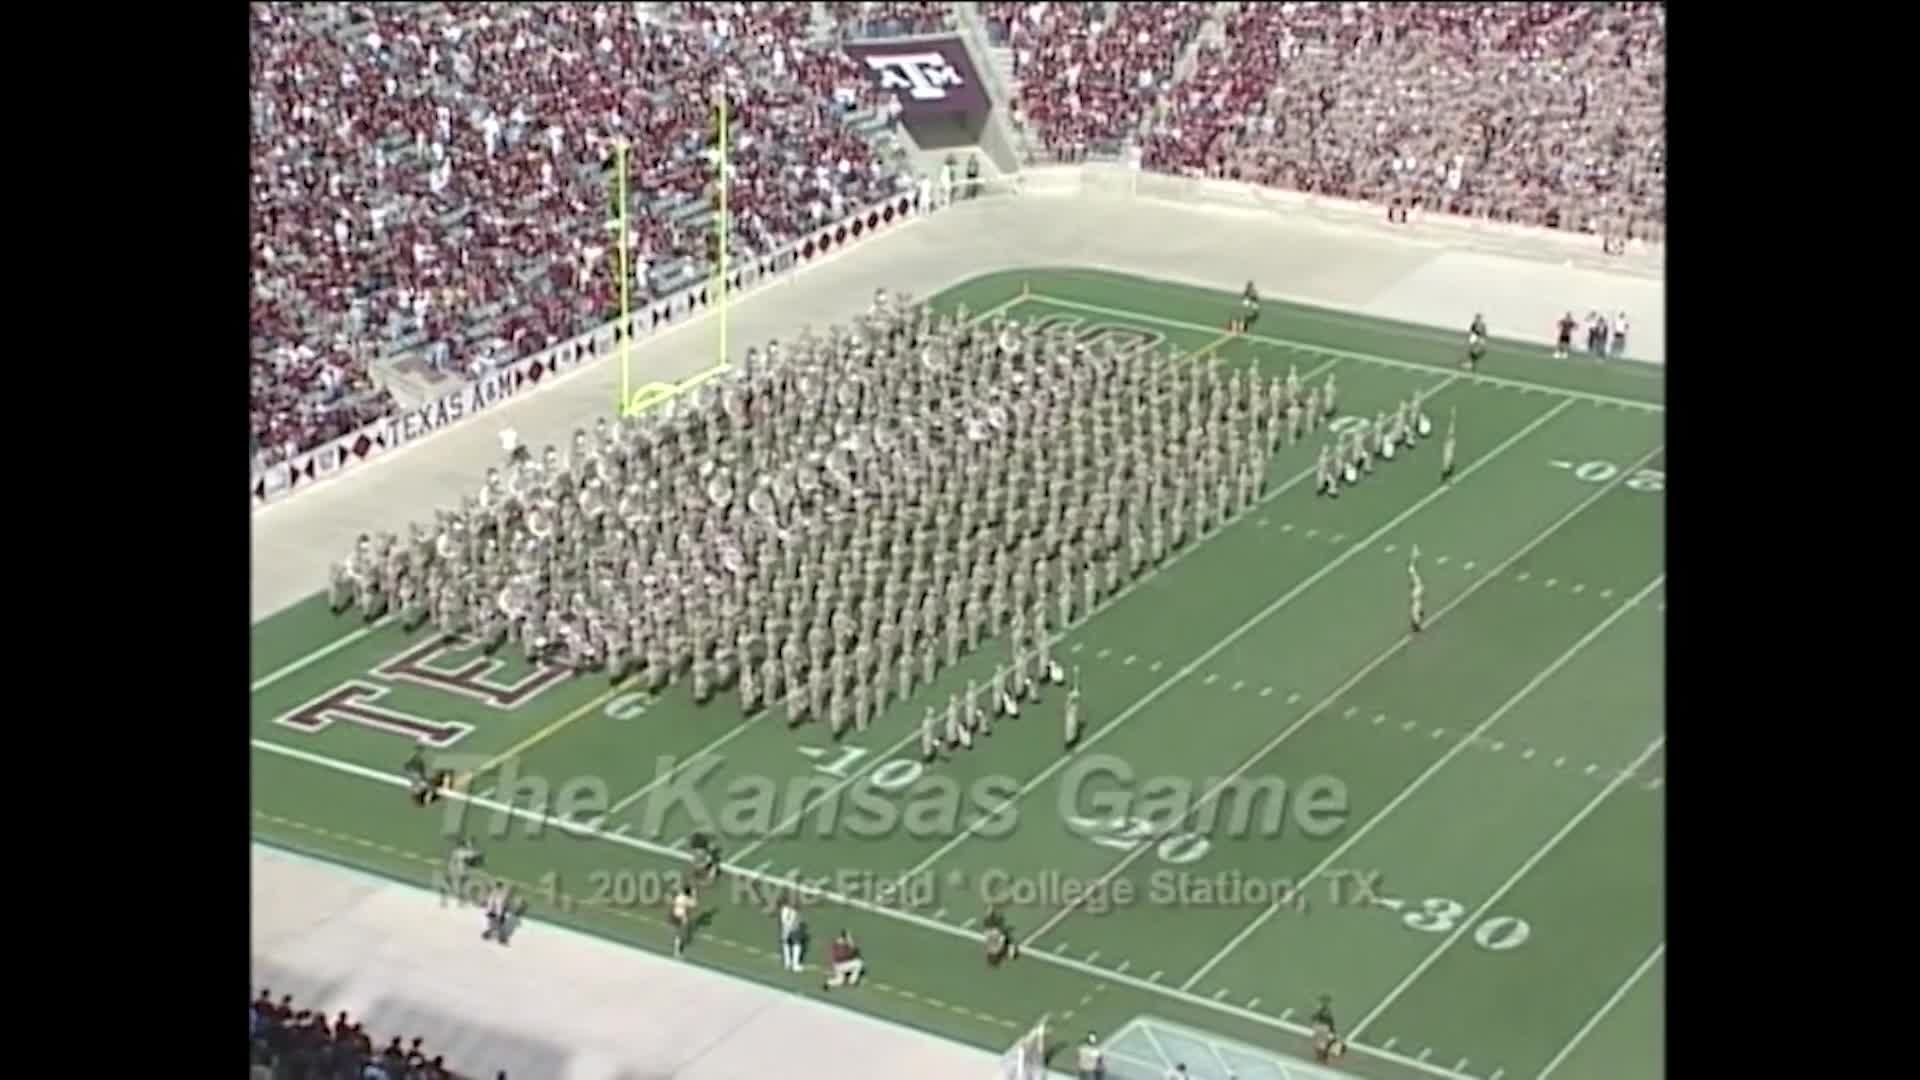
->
xmin=1247 ymin=997 xmax=1261 ymax=1009
xmin=1373 ymin=713 xmax=1387 ymax=725
xmin=1149 ymin=660 xmax=1164 ymax=672
xmin=1148 ymin=970 xmax=1164 ymax=983
xmin=1430 ymin=727 xmax=1446 ymax=739
xmin=1343 ymin=705 xmax=1359 ymax=718
xmin=476 ymin=787 xmax=497 ymax=800
xmin=1402 ymin=718 xmax=1418 ymax=732
xmin=1212 ymin=988 xmax=1230 ymax=1001
xmin=1123 ymin=654 xmax=1138 ymax=666
xmin=1522 ymin=747 xmax=1537 ymax=760
xmin=1304 ymin=528 xmax=1320 ymax=539
xmin=1384 ymin=543 xmax=1398 ymax=554
xmin=1490 ymin=1071 xmax=1507 ymax=1080
xmin=1462 ymin=560 xmax=1477 ymax=571
xmin=1257 ymin=518 xmax=1270 ymax=528
xmin=1330 ymin=533 xmax=1347 ymax=543
xmin=1279 ymin=1008 xmax=1294 ymax=1021
xmin=1600 ymin=588 xmax=1615 ymax=600
xmin=1097 ymin=648 xmax=1113 ymax=660
xmin=1545 ymin=578 xmax=1559 ymax=588
xmin=1572 ymin=582 xmax=1587 ymax=594
xmin=1417 ymin=1048 xmax=1432 ymax=1063
xmin=1231 ymin=680 xmax=1247 ymax=692
xmin=753 ymin=861 xmax=773 ymax=875
xmin=1115 ymin=960 xmax=1130 ymax=973
xmin=611 ymin=823 xmax=633 ymax=836
xmin=1435 ymin=554 xmax=1450 ymax=566
xmin=1553 ymin=756 xmax=1567 ymax=768
xmin=961 ymin=917 xmax=976 ymax=929
xmin=1382 ymin=1037 xmax=1399 ymax=1051
xmin=1203 ymin=672 xmax=1219 ymax=685
xmin=1455 ymin=1060 xmax=1471 ymax=1073
xmin=1490 ymin=740 xmax=1505 ymax=752
xmin=1657 ymin=602 xmax=1667 ymax=613
xmin=1260 ymin=686 xmax=1275 ymax=697
xmin=1070 ymin=642 xmax=1085 ymax=653
xmin=1287 ymin=691 xmax=1302 ymax=704
xmin=1647 ymin=777 xmax=1665 ymax=790
xmin=1084 ymin=950 xmax=1101 ymax=964
xmin=1584 ymin=763 xmax=1598 ymax=775
xmin=932 ymin=908 xmax=947 ymax=920
xmin=1281 ymin=523 xmax=1295 ymax=532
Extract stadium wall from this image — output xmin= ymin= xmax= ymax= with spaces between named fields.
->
xmin=251 ymin=175 xmax=1663 ymax=618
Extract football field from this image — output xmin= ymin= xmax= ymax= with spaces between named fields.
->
xmin=251 ymin=268 xmax=1665 ymax=1080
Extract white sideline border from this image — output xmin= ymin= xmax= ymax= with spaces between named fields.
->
xmin=250 ymin=737 xmax=1478 ymax=1080
xmin=250 ymin=840 xmax=1015 ymax=1077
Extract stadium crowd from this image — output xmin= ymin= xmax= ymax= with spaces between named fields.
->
xmin=1136 ymin=2 xmax=1666 ymax=238
xmin=250 ymin=988 xmax=503 ymax=1080
xmin=249 ymin=1 xmax=910 ymax=469
xmin=251 ymin=2 xmax=1666 ymax=473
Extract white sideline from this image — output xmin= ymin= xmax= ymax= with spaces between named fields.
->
xmin=249 ymin=736 xmax=1477 ymax=1080
xmin=1347 ymin=735 xmax=1667 ymax=1040
xmin=1179 ymin=562 xmax=1666 ymax=991
xmin=900 ymin=397 xmax=1572 ymax=907
xmin=1037 ymin=294 xmax=1664 ymax=413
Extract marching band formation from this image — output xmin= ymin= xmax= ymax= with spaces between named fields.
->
xmin=327 ymin=290 xmax=1406 ymax=745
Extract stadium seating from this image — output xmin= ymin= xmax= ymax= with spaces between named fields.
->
xmin=251 ymin=989 xmax=486 ymax=1080
xmin=250 ymin=2 xmax=1666 ymax=473
xmin=1136 ymin=2 xmax=1666 ymax=237
xmin=249 ymin=1 xmax=909 ymax=469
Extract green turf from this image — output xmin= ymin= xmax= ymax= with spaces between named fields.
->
xmin=251 ymin=268 xmax=1665 ymax=1080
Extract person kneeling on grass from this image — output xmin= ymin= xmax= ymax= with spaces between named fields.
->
xmin=822 ymin=930 xmax=865 ymax=990
xmin=983 ymin=904 xmax=1018 ymax=966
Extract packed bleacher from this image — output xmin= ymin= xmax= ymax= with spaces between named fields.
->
xmin=986 ymin=1 xmax=1210 ymax=161
xmin=251 ymin=988 xmax=498 ymax=1080
xmin=1137 ymin=2 xmax=1666 ymax=239
xmin=249 ymin=1 xmax=912 ymax=470
xmin=251 ymin=1 xmax=1667 ymax=481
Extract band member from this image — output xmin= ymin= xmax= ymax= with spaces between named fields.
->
xmin=1440 ymin=408 xmax=1457 ymax=483
xmin=777 ymin=897 xmax=805 ymax=972
xmin=1064 ymin=673 xmax=1083 ymax=750
xmin=1466 ymin=313 xmax=1487 ymax=370
xmin=688 ymin=833 xmax=720 ymax=885
xmin=481 ymin=881 xmax=512 ymax=944
xmin=444 ymin=836 xmax=482 ymax=903
xmin=670 ymin=884 xmax=698 ymax=958
xmin=1409 ymin=545 xmax=1426 ymax=633
xmin=1237 ymin=280 xmax=1261 ymax=332
xmin=1311 ymin=995 xmax=1345 ymax=1063
xmin=983 ymin=903 xmax=1018 ymax=966
xmin=1076 ymin=1033 xmax=1105 ymax=1080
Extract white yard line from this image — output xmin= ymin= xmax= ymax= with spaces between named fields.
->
xmin=1180 ymin=567 xmax=1666 ymax=990
xmin=897 ymin=399 xmax=1571 ymax=902
xmin=250 ymin=735 xmax=1478 ymax=1080
xmin=725 ymin=354 xmax=1360 ymax=866
xmin=1028 ymin=436 xmax=1655 ymax=953
xmin=603 ymin=708 xmax=768 ymax=816
xmin=1348 ymin=735 xmax=1668 ymax=1039
xmin=1535 ymin=942 xmax=1666 ymax=1079
xmin=1035 ymin=294 xmax=1664 ymax=413
xmin=250 ymin=618 xmax=389 ymax=694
